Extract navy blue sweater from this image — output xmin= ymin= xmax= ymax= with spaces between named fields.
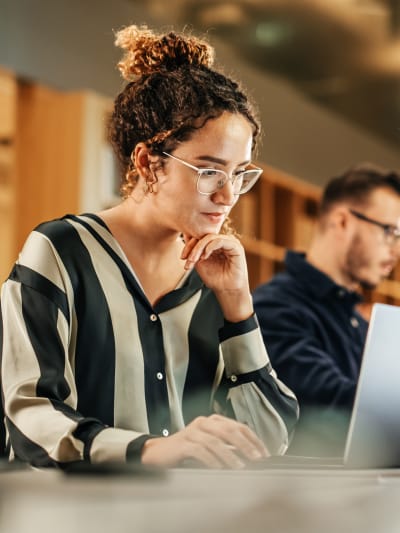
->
xmin=253 ymin=250 xmax=369 ymax=456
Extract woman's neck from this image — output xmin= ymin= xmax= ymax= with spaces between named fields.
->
xmin=97 ymin=201 xmax=187 ymax=305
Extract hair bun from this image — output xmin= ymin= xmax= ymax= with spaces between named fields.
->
xmin=114 ymin=25 xmax=215 ymax=80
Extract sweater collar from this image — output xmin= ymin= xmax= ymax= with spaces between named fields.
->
xmin=285 ymin=250 xmax=363 ymax=304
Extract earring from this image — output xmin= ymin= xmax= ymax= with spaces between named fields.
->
xmin=143 ymin=172 xmax=158 ymax=194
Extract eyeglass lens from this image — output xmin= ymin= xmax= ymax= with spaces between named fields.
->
xmin=384 ymin=227 xmax=400 ymax=244
xmin=197 ymin=169 xmax=260 ymax=195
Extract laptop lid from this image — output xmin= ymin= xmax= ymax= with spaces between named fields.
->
xmin=344 ymin=303 xmax=400 ymax=468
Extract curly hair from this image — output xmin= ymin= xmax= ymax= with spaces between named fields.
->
xmin=108 ymin=25 xmax=261 ymax=207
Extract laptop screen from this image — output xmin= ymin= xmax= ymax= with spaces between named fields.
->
xmin=344 ymin=303 xmax=400 ymax=468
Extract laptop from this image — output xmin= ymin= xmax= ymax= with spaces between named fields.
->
xmin=249 ymin=303 xmax=400 ymax=470
xmin=343 ymin=302 xmax=400 ymax=468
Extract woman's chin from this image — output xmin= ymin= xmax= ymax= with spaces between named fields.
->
xmin=182 ymin=220 xmax=224 ymax=240
xmin=193 ymin=227 xmax=221 ymax=239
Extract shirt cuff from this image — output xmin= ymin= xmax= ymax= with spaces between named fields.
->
xmin=126 ymin=435 xmax=158 ymax=463
xmin=219 ymin=313 xmax=259 ymax=342
xmin=220 ymin=315 xmax=270 ymax=378
xmin=89 ymin=428 xmax=151 ymax=463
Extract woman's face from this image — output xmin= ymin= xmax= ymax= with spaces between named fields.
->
xmin=149 ymin=112 xmax=254 ymax=239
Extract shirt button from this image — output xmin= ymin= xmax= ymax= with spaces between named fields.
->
xmin=162 ymin=429 xmax=169 ymax=437
xmin=338 ymin=289 xmax=345 ymax=298
xmin=230 ymin=375 xmax=238 ymax=383
xmin=350 ymin=317 xmax=359 ymax=328
xmin=156 ymin=372 xmax=163 ymax=380
xmin=150 ymin=314 xmax=158 ymax=322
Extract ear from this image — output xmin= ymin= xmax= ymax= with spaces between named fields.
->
xmin=133 ymin=143 xmax=152 ymax=178
xmin=328 ymin=205 xmax=356 ymax=241
xmin=332 ymin=205 xmax=348 ymax=229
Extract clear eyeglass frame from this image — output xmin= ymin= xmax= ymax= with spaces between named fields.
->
xmin=162 ymin=151 xmax=262 ymax=195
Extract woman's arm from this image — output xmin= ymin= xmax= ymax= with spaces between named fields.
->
xmin=181 ymin=233 xmax=299 ymax=454
xmin=0 ymin=229 xmax=150 ymax=467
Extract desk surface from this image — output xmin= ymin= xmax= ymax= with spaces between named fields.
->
xmin=1 ymin=465 xmax=400 ymax=533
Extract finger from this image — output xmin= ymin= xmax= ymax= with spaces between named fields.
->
xmin=207 ymin=442 xmax=246 ymax=469
xmin=187 ymin=431 xmax=245 ymax=469
xmin=203 ymin=415 xmax=269 ymax=461
xmin=184 ymin=442 xmax=225 ymax=469
xmin=226 ymin=426 xmax=269 ymax=461
xmin=200 ymin=240 xmax=238 ymax=262
xmin=181 ymin=237 xmax=211 ymax=268
xmin=185 ymin=236 xmax=237 ymax=265
xmin=180 ymin=235 xmax=198 ymax=260
xmin=198 ymin=235 xmax=242 ymax=262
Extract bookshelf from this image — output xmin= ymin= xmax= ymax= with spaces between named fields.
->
xmin=230 ymin=164 xmax=320 ymax=290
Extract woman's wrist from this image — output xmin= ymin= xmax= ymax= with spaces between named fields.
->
xmin=215 ymin=289 xmax=254 ymax=322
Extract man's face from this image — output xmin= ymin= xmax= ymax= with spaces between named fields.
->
xmin=344 ymin=188 xmax=400 ymax=289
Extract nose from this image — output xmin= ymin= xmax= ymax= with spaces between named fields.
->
xmin=211 ymin=177 xmax=237 ymax=206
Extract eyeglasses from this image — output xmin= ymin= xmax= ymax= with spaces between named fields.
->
xmin=162 ymin=152 xmax=262 ymax=195
xmin=349 ymin=209 xmax=400 ymax=245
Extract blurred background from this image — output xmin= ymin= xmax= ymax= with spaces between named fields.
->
xmin=2 ymin=0 xmax=400 ymax=183
xmin=1 ymin=0 xmax=400 ymax=302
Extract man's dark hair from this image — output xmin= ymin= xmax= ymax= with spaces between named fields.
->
xmin=319 ymin=162 xmax=400 ymax=216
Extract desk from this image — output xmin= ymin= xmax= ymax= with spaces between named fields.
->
xmin=1 ymin=466 xmax=399 ymax=533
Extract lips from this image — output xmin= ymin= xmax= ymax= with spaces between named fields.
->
xmin=381 ymin=261 xmax=395 ymax=275
xmin=202 ymin=212 xmax=227 ymax=223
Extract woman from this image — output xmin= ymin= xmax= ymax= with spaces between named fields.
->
xmin=0 ymin=25 xmax=298 ymax=468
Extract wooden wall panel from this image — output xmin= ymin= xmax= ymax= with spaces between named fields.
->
xmin=0 ymin=68 xmax=17 ymax=281
xmin=15 ymin=83 xmax=83 ymax=250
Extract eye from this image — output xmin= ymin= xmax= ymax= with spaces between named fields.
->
xmin=383 ymin=226 xmax=399 ymax=242
xmin=200 ymin=169 xmax=219 ymax=178
xmin=234 ymin=169 xmax=246 ymax=177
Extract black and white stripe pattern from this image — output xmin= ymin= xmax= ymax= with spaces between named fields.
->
xmin=1 ymin=214 xmax=298 ymax=466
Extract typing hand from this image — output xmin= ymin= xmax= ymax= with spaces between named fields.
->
xmin=141 ymin=414 xmax=269 ymax=469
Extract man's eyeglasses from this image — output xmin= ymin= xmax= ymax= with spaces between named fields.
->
xmin=349 ymin=209 xmax=400 ymax=245
xmin=162 ymin=152 xmax=262 ymax=195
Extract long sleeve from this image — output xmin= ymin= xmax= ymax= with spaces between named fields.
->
xmin=254 ymin=268 xmax=368 ymax=409
xmin=218 ymin=315 xmax=299 ymax=455
xmin=252 ymin=251 xmax=369 ymax=456
xmin=0 ymin=262 xmax=150 ymax=467
xmin=257 ymin=304 xmax=357 ymax=406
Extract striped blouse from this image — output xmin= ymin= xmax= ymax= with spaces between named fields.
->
xmin=0 ymin=214 xmax=298 ymax=467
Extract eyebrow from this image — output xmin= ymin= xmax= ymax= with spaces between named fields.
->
xmin=195 ymin=155 xmax=251 ymax=167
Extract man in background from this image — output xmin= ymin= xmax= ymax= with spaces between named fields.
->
xmin=253 ymin=163 xmax=400 ymax=456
